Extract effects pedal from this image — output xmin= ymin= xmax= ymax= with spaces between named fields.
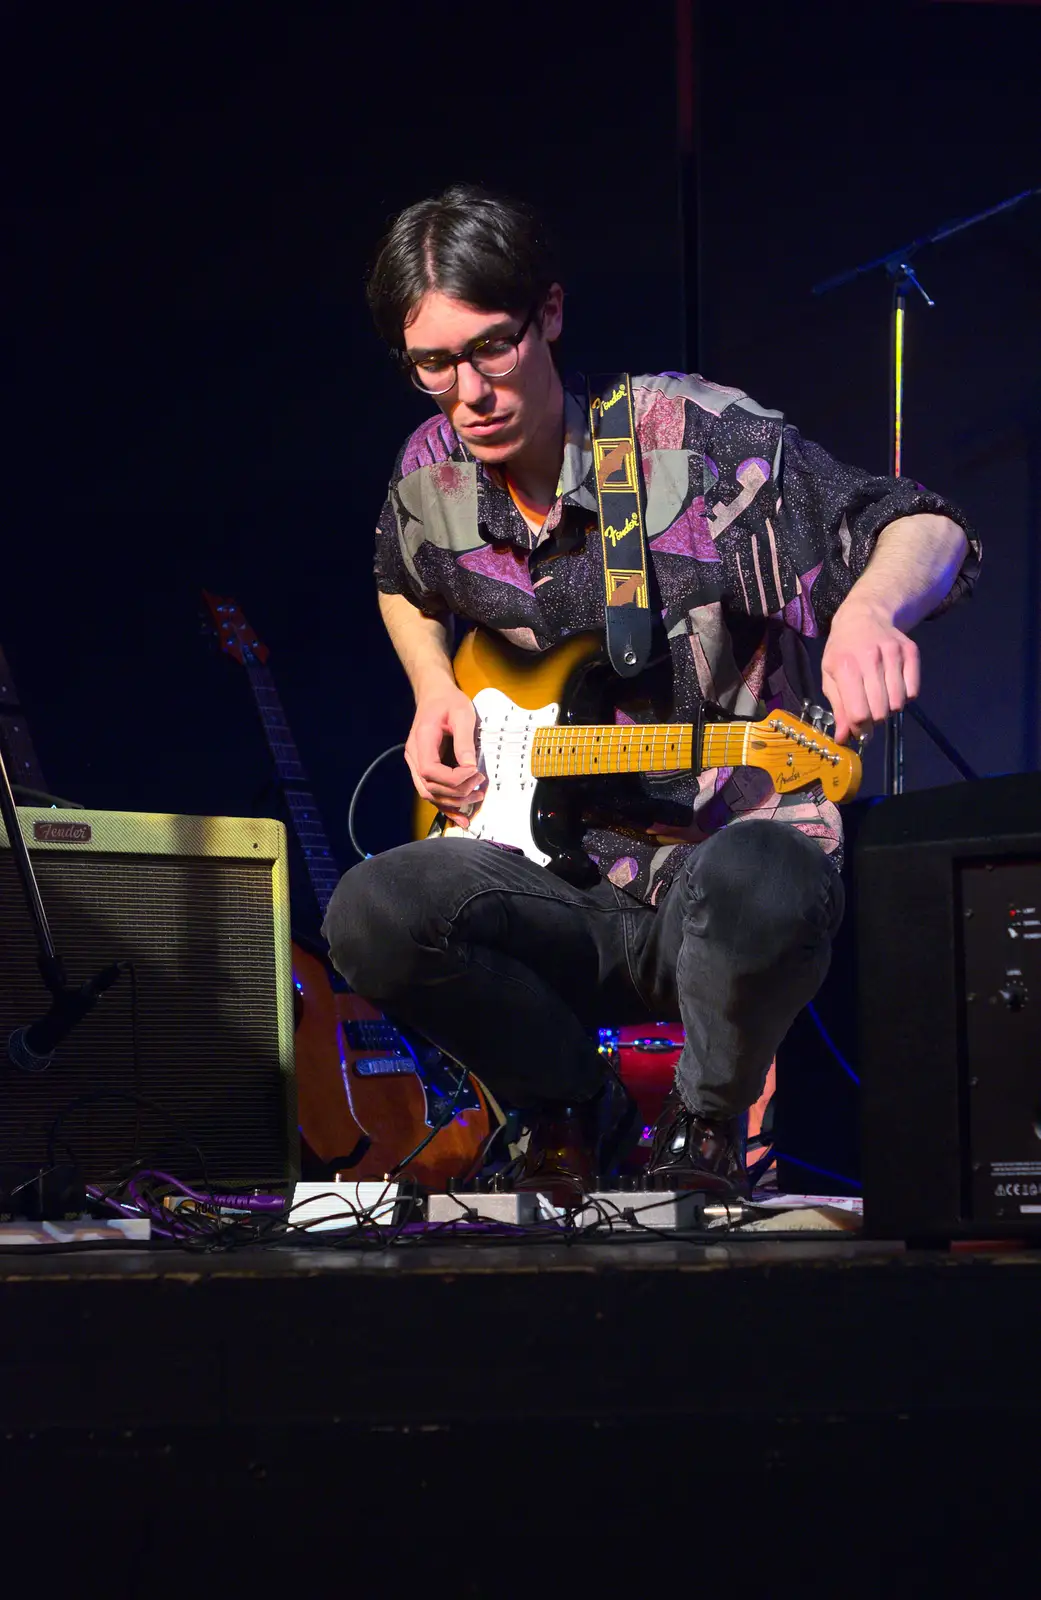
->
xmin=427 ymin=1190 xmax=539 ymax=1225
xmin=573 ymin=1189 xmax=710 ymax=1229
xmin=290 ymin=1180 xmax=401 ymax=1232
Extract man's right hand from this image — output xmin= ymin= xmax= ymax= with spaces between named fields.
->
xmin=404 ymin=685 xmax=485 ymax=828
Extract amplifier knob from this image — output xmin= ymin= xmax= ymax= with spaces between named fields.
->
xmin=999 ymin=980 xmax=1029 ymax=1011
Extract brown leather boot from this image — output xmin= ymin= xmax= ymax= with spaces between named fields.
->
xmin=512 ymin=1068 xmax=639 ymax=1205
xmin=645 ymin=1088 xmax=749 ymax=1197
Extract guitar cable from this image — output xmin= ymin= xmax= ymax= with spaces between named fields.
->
xmin=386 ymin=1063 xmax=477 ymax=1179
xmin=347 ymin=741 xmax=406 ymax=860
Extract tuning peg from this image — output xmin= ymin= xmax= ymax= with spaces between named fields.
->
xmin=800 ymin=700 xmax=836 ymax=736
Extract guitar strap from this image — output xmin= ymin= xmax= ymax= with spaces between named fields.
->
xmin=588 ymin=373 xmax=653 ymax=678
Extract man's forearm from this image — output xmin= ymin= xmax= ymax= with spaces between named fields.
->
xmin=378 ymin=590 xmax=457 ymax=702
xmin=835 ymin=514 xmax=969 ymax=632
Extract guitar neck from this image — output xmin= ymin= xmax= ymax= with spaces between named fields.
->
xmin=531 ymin=721 xmax=746 ymax=777
xmin=247 ymin=664 xmax=308 ymax=779
xmin=246 ymin=661 xmax=341 ymax=916
xmin=283 ymin=790 xmax=343 ymax=916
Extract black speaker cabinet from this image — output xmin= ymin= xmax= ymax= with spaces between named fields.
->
xmin=857 ymin=773 xmax=1041 ymax=1240
xmin=773 ymin=799 xmax=873 ymax=1197
xmin=0 ymin=809 xmax=298 ymax=1187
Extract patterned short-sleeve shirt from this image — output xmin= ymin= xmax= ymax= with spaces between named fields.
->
xmin=375 ymin=372 xmax=979 ymax=905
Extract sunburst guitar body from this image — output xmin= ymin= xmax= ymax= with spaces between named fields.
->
xmin=414 ymin=627 xmax=861 ymax=875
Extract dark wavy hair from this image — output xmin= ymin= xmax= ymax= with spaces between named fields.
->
xmin=365 ymin=184 xmax=558 ymax=351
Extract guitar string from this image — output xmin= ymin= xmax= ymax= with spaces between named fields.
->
xmin=474 ymin=724 xmax=842 ymax=776
xmin=480 ymin=731 xmax=835 ymax=743
xmin=476 ymin=730 xmax=722 ymax=752
xmin=475 ymin=723 xmax=834 ymax=744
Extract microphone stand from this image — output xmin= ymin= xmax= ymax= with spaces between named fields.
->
xmin=812 ymin=185 xmax=1041 ymax=795
xmin=0 ymin=730 xmax=121 ymax=1072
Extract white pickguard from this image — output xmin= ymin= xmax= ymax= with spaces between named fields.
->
xmin=439 ymin=686 xmax=559 ymax=865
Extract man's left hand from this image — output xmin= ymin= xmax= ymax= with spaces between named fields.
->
xmin=821 ymin=600 xmax=921 ymax=745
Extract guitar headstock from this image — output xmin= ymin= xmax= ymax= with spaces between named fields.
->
xmin=201 ymin=591 xmax=270 ymax=668
xmin=750 ymin=709 xmax=862 ymax=804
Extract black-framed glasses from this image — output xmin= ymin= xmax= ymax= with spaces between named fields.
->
xmin=400 ymin=305 xmax=538 ymax=395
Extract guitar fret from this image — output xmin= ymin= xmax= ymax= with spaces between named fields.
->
xmin=208 ymin=601 xmax=347 ymax=919
xmin=251 ymin=671 xmax=337 ymax=901
xmin=533 ymin=724 xmax=693 ymax=777
xmin=458 ymin=629 xmax=856 ymax=811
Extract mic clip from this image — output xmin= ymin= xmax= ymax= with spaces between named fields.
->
xmin=7 ymin=962 xmax=124 ymax=1074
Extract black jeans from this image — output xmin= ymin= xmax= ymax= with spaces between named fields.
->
xmin=321 ymin=822 xmax=844 ymax=1120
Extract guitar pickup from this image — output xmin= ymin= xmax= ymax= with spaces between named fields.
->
xmin=351 ymin=1056 xmax=416 ymax=1077
xmin=341 ymin=1020 xmax=404 ymax=1052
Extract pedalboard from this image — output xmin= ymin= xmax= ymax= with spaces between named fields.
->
xmin=427 ymin=1189 xmax=726 ymax=1229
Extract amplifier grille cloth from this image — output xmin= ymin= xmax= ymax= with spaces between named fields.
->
xmin=0 ymin=854 xmax=289 ymax=1183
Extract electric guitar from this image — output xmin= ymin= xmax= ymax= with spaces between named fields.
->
xmin=202 ymin=592 xmax=499 ymax=1185
xmin=415 ymin=628 xmax=861 ymax=879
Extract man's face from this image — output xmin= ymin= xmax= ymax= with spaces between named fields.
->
xmin=402 ymin=285 xmax=563 ymax=465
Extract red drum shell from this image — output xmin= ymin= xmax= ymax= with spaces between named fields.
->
xmin=617 ymin=1022 xmax=682 ymax=1135
xmin=616 ymin=1023 xmax=775 ymax=1172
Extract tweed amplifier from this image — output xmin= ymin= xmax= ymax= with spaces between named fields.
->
xmin=0 ymin=809 xmax=298 ymax=1187
xmin=857 ymin=773 xmax=1041 ymax=1241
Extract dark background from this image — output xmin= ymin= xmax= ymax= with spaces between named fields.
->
xmin=6 ymin=0 xmax=1040 ymax=936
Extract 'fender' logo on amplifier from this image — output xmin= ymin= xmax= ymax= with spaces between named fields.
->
xmin=32 ymin=821 xmax=92 ymax=844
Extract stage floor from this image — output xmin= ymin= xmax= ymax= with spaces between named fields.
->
xmin=2 ymin=1231 xmax=1038 ymax=1429
xmin=1 ymin=1234 xmax=1037 ymax=1591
